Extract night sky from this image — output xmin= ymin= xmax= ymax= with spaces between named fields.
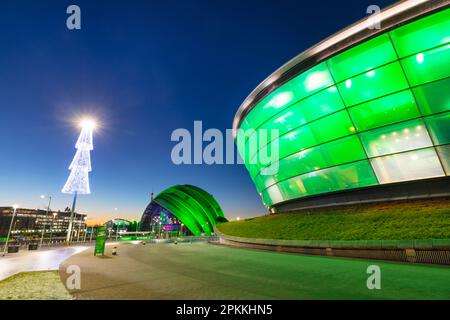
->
xmin=0 ymin=0 xmax=394 ymax=223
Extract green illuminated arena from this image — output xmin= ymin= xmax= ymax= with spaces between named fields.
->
xmin=140 ymin=185 xmax=226 ymax=236
xmin=233 ymin=3 xmax=450 ymax=210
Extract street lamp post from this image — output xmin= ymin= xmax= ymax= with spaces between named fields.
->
xmin=83 ymin=217 xmax=88 ymax=242
xmin=2 ymin=205 xmax=19 ymax=256
xmin=49 ymin=212 xmax=57 ymax=243
xmin=39 ymin=195 xmax=52 ymax=249
xmin=76 ymin=215 xmax=82 ymax=242
xmin=66 ymin=191 xmax=78 ymax=244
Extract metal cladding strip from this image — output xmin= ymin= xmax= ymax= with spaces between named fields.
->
xmin=179 ymin=185 xmax=224 ymax=222
xmin=153 ymin=194 xmax=203 ymax=236
xmin=176 ymin=186 xmax=217 ymax=228
xmin=160 ymin=191 xmax=209 ymax=234
xmin=186 ymin=185 xmax=226 ymax=219
xmin=164 ymin=187 xmax=214 ymax=234
xmin=232 ymin=0 xmax=449 ymax=137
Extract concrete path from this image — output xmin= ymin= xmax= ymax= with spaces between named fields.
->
xmin=0 ymin=246 xmax=90 ymax=281
xmin=59 ymin=242 xmax=450 ymax=300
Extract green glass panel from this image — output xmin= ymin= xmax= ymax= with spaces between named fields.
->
xmin=425 ymin=112 xmax=450 ymax=145
xmin=256 ymin=86 xmax=344 ymax=139
xmin=328 ymin=33 xmax=397 ymax=82
xmin=262 ymin=160 xmax=378 ymax=205
xmin=413 ymin=77 xmax=450 ymax=115
xmin=240 ymin=62 xmax=334 ymax=134
xmin=360 ymin=119 xmax=432 ymax=157
xmin=390 ymin=8 xmax=450 ymax=58
xmin=237 ymin=127 xmax=279 ymax=167
xmin=349 ymin=89 xmax=420 ymax=131
xmin=261 ymin=189 xmax=273 ymax=207
xmin=401 ymin=44 xmax=450 ymax=86
xmin=254 ymin=135 xmax=367 ymax=192
xmin=254 ymin=110 xmax=355 ymax=162
xmin=370 ymin=148 xmax=445 ymax=184
xmin=436 ymin=145 xmax=450 ymax=175
xmin=338 ymin=62 xmax=409 ymax=107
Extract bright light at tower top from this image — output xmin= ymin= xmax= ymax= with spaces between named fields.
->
xmin=80 ymin=118 xmax=97 ymax=130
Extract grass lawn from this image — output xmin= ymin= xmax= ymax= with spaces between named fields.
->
xmin=0 ymin=271 xmax=72 ymax=300
xmin=217 ymin=198 xmax=450 ymax=240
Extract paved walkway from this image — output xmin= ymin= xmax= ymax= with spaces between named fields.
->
xmin=0 ymin=246 xmax=90 ymax=281
xmin=59 ymin=242 xmax=450 ymax=299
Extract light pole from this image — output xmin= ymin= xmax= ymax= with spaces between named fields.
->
xmin=39 ymin=195 xmax=52 ymax=248
xmin=66 ymin=191 xmax=78 ymax=244
xmin=2 ymin=204 xmax=19 ymax=256
xmin=83 ymin=217 xmax=88 ymax=242
xmin=76 ymin=215 xmax=82 ymax=242
xmin=49 ymin=212 xmax=57 ymax=243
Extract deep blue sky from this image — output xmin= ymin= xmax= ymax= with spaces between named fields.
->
xmin=0 ymin=0 xmax=393 ymax=223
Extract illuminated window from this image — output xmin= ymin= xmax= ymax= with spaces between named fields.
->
xmin=370 ymin=148 xmax=445 ymax=184
xmin=359 ymin=119 xmax=433 ymax=157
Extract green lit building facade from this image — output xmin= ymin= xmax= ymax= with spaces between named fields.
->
xmin=234 ymin=2 xmax=450 ymax=211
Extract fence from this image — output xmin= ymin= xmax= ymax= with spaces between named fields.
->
xmin=215 ymin=231 xmax=450 ymax=266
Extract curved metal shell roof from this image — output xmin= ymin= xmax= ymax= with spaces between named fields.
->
xmin=152 ymin=185 xmax=226 ymax=236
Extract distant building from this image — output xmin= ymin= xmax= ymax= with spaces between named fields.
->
xmin=0 ymin=206 xmax=87 ymax=240
xmin=104 ymin=218 xmax=131 ymax=233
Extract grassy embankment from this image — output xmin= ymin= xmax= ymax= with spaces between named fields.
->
xmin=217 ymin=198 xmax=450 ymax=240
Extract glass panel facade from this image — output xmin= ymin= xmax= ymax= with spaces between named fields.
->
xmin=254 ymin=110 xmax=355 ymax=162
xmin=436 ymin=145 xmax=450 ymax=175
xmin=348 ymin=90 xmax=420 ymax=131
xmin=425 ymin=112 xmax=450 ymax=145
xmin=413 ymin=77 xmax=450 ymax=115
xmin=328 ymin=34 xmax=397 ymax=82
xmin=262 ymin=160 xmax=378 ymax=206
xmin=400 ymin=44 xmax=450 ymax=86
xmin=370 ymin=148 xmax=444 ymax=184
xmin=390 ymin=8 xmax=450 ymax=58
xmin=256 ymin=86 xmax=344 ymax=140
xmin=254 ymin=135 xmax=367 ymax=192
xmin=240 ymin=62 xmax=333 ymax=134
xmin=237 ymin=8 xmax=450 ymax=207
xmin=338 ymin=62 xmax=409 ymax=107
xmin=359 ymin=119 xmax=433 ymax=157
